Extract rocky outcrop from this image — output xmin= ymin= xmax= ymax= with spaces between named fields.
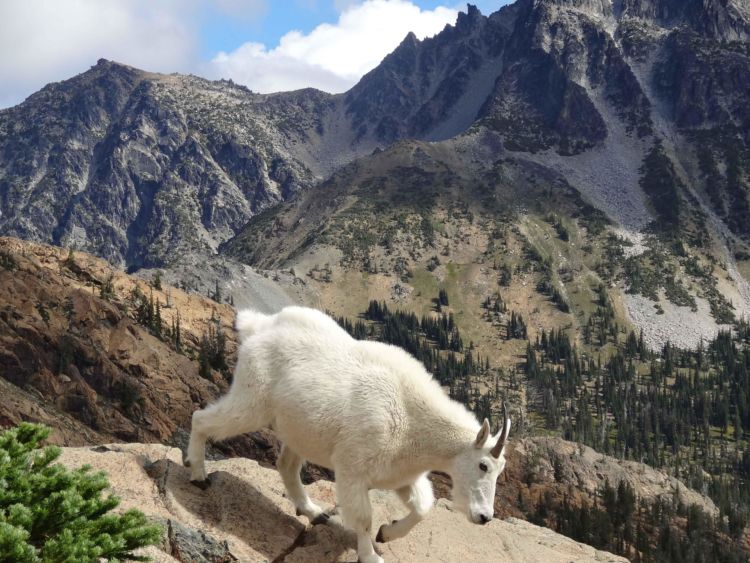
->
xmin=618 ymin=0 xmax=750 ymax=41
xmin=57 ymin=443 xmax=628 ymax=563
xmin=510 ymin=437 xmax=718 ymax=516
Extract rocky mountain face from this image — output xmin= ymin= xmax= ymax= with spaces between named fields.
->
xmin=224 ymin=0 xmax=750 ymax=348
xmin=1 ymin=1 xmax=749 ymax=280
xmin=0 ymin=61 xmax=336 ymax=269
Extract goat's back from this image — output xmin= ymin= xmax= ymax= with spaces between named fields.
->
xmin=233 ymin=306 xmax=422 ymax=469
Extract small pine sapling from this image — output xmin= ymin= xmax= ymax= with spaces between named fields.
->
xmin=0 ymin=423 xmax=162 ymax=562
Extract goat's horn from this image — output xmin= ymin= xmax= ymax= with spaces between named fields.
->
xmin=491 ymin=403 xmax=511 ymax=458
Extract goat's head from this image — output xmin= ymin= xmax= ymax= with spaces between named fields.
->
xmin=449 ymin=407 xmax=511 ymax=526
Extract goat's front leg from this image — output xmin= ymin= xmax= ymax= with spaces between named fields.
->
xmin=336 ymin=475 xmax=383 ymax=563
xmin=278 ymin=445 xmax=327 ymax=524
xmin=377 ymin=472 xmax=434 ymax=543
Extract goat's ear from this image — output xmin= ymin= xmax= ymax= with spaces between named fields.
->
xmin=475 ymin=418 xmax=491 ymax=448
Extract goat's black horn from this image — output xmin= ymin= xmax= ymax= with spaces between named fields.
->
xmin=491 ymin=403 xmax=510 ymax=458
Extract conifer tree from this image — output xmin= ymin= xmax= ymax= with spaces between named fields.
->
xmin=0 ymin=424 xmax=161 ymax=562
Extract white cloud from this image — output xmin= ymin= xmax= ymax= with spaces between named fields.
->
xmin=0 ymin=0 xmax=464 ymax=107
xmin=0 ymin=0 xmax=201 ymax=108
xmin=207 ymin=0 xmax=458 ymax=93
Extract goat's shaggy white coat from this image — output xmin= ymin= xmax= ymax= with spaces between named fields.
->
xmin=186 ymin=306 xmax=510 ymax=563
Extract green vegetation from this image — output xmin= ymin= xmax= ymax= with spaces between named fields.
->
xmin=129 ymin=286 xmax=185 ymax=352
xmin=524 ymin=316 xmax=750 ymax=561
xmin=99 ymin=274 xmax=115 ymax=302
xmin=131 ymin=287 xmax=163 ymax=340
xmin=640 ymin=143 xmax=682 ymax=230
xmin=533 ymin=479 xmax=742 ymax=563
xmin=209 ymin=280 xmax=222 ymax=303
xmin=437 ymin=288 xmax=449 ymax=308
xmin=0 ymin=423 xmax=161 ymax=562
xmin=308 ymin=263 xmax=333 ymax=283
xmin=690 ymin=127 xmax=750 ymax=240
xmin=519 ymin=232 xmax=571 ymax=313
xmin=597 ymin=233 xmax=734 ymax=323
xmin=0 ymin=251 xmax=17 ymax=271
xmin=170 ymin=312 xmax=182 ymax=353
xmin=499 ymin=263 xmax=512 ymax=286
xmin=112 ymin=381 xmax=144 ymax=416
xmin=546 ymin=213 xmax=569 ymax=242
xmin=198 ymin=314 xmax=228 ymax=380
xmin=506 ymin=311 xmax=528 ymax=340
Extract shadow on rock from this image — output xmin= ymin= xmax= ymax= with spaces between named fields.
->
xmin=146 ymin=458 xmax=358 ymax=562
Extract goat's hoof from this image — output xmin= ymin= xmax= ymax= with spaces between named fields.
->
xmin=311 ymin=513 xmax=330 ymax=526
xmin=183 ymin=458 xmax=191 ymax=468
xmin=190 ymin=477 xmax=211 ymax=490
xmin=376 ymin=521 xmax=398 ymax=543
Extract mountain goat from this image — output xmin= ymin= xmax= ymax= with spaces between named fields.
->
xmin=185 ymin=306 xmax=511 ymax=563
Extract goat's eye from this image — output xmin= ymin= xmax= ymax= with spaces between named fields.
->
xmin=479 ymin=462 xmax=488 ymax=472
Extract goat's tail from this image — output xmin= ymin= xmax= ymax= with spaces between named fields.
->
xmin=235 ymin=309 xmax=273 ymax=341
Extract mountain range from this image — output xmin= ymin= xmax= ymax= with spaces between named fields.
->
xmin=2 ymin=1 xmax=748 ymax=266
xmin=2 ymin=1 xmax=750 ymax=559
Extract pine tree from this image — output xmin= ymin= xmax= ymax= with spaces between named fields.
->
xmin=154 ymin=299 xmax=163 ymax=339
xmin=198 ymin=316 xmax=228 ymax=379
xmin=438 ymin=289 xmax=449 ymax=307
xmin=99 ymin=273 xmax=115 ymax=301
xmin=211 ymin=280 xmax=222 ymax=303
xmin=172 ymin=312 xmax=182 ymax=352
xmin=0 ymin=423 xmax=161 ymax=561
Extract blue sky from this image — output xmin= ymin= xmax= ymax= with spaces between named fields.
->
xmin=199 ymin=1 xmax=505 ymax=56
xmin=0 ymin=1 xmax=510 ymax=108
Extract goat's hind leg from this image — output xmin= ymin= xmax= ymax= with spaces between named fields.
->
xmin=278 ymin=445 xmax=327 ymax=524
xmin=376 ymin=472 xmax=434 ymax=543
xmin=185 ymin=393 xmax=267 ymax=487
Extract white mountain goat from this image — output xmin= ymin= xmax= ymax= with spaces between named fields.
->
xmin=185 ymin=306 xmax=511 ymax=563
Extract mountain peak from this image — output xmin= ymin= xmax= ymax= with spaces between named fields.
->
xmin=401 ymin=30 xmax=419 ymax=46
xmin=91 ymin=58 xmax=139 ymax=73
xmin=465 ymin=3 xmax=481 ymax=19
xmin=456 ymin=3 xmax=485 ymax=31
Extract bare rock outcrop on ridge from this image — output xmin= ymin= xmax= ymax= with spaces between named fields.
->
xmin=58 ymin=443 xmax=627 ymax=563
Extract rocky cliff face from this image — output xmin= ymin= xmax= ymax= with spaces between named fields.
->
xmin=342 ymin=0 xmax=750 ymax=233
